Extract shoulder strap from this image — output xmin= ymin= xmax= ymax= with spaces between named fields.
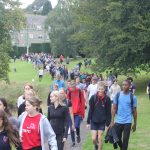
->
xmin=79 ymin=89 xmax=82 ymax=103
xmin=116 ymin=92 xmax=120 ymax=114
xmin=130 ymin=93 xmax=134 ymax=113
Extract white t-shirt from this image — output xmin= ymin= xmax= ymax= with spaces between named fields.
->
xmin=39 ymin=69 xmax=44 ymax=76
xmin=87 ymin=84 xmax=98 ymax=100
xmin=110 ymin=84 xmax=121 ymax=101
xmin=17 ymin=95 xmax=25 ymax=108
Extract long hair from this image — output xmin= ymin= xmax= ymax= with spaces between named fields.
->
xmin=0 ymin=97 xmax=12 ymax=117
xmin=0 ymin=110 xmax=20 ymax=147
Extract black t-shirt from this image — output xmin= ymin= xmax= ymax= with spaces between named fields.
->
xmin=0 ymin=131 xmax=11 ymax=150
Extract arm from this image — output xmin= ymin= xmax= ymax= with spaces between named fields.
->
xmin=87 ymin=96 xmax=94 ymax=124
xmin=69 ymin=107 xmax=75 ymax=129
xmin=43 ymin=118 xmax=58 ymax=150
xmin=111 ymin=104 xmax=117 ymax=127
xmin=105 ymin=97 xmax=111 ymax=127
xmin=132 ymin=107 xmax=137 ymax=132
xmin=63 ymin=107 xmax=69 ymax=139
xmin=47 ymin=107 xmax=51 ymax=122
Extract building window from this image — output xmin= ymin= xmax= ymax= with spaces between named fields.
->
xmin=38 ymin=35 xmax=43 ymax=39
xmin=37 ymin=25 xmax=42 ymax=30
xmin=29 ymin=34 xmax=34 ymax=39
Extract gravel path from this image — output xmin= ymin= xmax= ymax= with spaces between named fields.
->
xmin=66 ymin=111 xmax=88 ymax=150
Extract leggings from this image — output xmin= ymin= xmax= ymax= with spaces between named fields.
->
xmin=56 ymin=134 xmax=64 ymax=150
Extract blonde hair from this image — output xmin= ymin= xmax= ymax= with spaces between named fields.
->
xmin=51 ymin=91 xmax=65 ymax=106
xmin=24 ymin=83 xmax=33 ymax=90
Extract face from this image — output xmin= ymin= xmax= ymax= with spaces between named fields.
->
xmin=54 ymin=85 xmax=58 ymax=91
xmin=114 ymin=81 xmax=117 ymax=85
xmin=25 ymin=101 xmax=36 ymax=114
xmin=93 ymin=79 xmax=97 ymax=84
xmin=59 ymin=90 xmax=66 ymax=100
xmin=67 ymin=81 xmax=71 ymax=88
xmin=24 ymin=85 xmax=32 ymax=92
xmin=50 ymin=93 xmax=59 ymax=103
xmin=76 ymin=78 xmax=80 ymax=83
xmin=0 ymin=101 xmax=5 ymax=111
xmin=122 ymin=81 xmax=130 ymax=91
xmin=98 ymin=86 xmax=105 ymax=96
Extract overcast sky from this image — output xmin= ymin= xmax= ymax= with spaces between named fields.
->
xmin=19 ymin=0 xmax=58 ymax=8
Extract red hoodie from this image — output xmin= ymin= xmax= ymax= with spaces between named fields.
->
xmin=67 ymin=87 xmax=85 ymax=118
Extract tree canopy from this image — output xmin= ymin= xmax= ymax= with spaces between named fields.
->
xmin=41 ymin=0 xmax=52 ymax=15
xmin=0 ymin=0 xmax=25 ymax=81
xmin=72 ymin=0 xmax=150 ymax=74
xmin=45 ymin=0 xmax=150 ymax=74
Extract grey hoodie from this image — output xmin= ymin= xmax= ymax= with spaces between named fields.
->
xmin=18 ymin=112 xmax=58 ymax=150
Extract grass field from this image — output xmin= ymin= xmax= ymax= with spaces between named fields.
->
xmin=0 ymin=59 xmax=150 ymax=150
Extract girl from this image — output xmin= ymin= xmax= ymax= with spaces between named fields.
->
xmin=18 ymin=96 xmax=57 ymax=150
xmin=0 ymin=97 xmax=18 ymax=128
xmin=87 ymin=85 xmax=111 ymax=150
xmin=17 ymin=83 xmax=33 ymax=108
xmin=59 ymin=89 xmax=75 ymax=149
xmin=48 ymin=91 xmax=69 ymax=150
xmin=0 ymin=110 xmax=20 ymax=150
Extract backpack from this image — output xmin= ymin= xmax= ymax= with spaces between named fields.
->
xmin=68 ymin=89 xmax=82 ymax=103
xmin=116 ymin=92 xmax=134 ymax=113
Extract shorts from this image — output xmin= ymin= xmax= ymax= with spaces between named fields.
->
xmin=91 ymin=121 xmax=105 ymax=131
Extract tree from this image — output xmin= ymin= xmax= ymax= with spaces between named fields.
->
xmin=45 ymin=0 xmax=80 ymax=57
xmin=72 ymin=0 xmax=150 ymax=75
xmin=41 ymin=1 xmax=52 ymax=15
xmin=0 ymin=0 xmax=25 ymax=82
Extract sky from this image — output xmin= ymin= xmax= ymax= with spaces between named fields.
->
xmin=19 ymin=0 xmax=58 ymax=8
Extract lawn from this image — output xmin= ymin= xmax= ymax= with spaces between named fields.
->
xmin=0 ymin=59 xmax=150 ymax=150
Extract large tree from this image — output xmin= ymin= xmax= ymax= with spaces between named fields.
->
xmin=72 ymin=0 xmax=150 ymax=75
xmin=45 ymin=0 xmax=82 ymax=57
xmin=41 ymin=1 xmax=52 ymax=15
xmin=0 ymin=0 xmax=25 ymax=81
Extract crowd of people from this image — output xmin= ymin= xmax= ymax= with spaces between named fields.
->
xmin=1 ymin=53 xmax=145 ymax=150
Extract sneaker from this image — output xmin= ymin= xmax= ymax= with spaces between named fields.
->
xmin=95 ymin=144 xmax=98 ymax=150
xmin=71 ymin=142 xmax=75 ymax=147
xmin=77 ymin=136 xmax=81 ymax=143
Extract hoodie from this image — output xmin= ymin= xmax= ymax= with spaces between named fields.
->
xmin=18 ymin=112 xmax=58 ymax=150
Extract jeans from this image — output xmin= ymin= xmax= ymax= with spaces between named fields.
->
xmin=115 ymin=123 xmax=132 ymax=150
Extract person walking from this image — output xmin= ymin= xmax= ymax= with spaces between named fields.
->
xmin=87 ymin=84 xmax=111 ymax=150
xmin=67 ymin=80 xmax=85 ymax=146
xmin=110 ymin=79 xmax=121 ymax=103
xmin=18 ymin=96 xmax=57 ymax=150
xmin=87 ymin=77 xmax=98 ymax=101
xmin=0 ymin=110 xmax=21 ymax=150
xmin=111 ymin=80 xmax=137 ymax=150
xmin=48 ymin=91 xmax=69 ymax=150
xmin=17 ymin=83 xmax=33 ymax=108
xmin=52 ymin=74 xmax=65 ymax=91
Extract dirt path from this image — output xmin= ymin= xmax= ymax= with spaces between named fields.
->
xmin=66 ymin=112 xmax=88 ymax=150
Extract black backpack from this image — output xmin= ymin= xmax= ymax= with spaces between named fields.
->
xmin=116 ymin=92 xmax=134 ymax=113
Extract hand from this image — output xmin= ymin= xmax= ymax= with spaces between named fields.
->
xmin=86 ymin=124 xmax=90 ymax=129
xmin=110 ymin=121 xmax=115 ymax=128
xmin=62 ymin=138 xmax=67 ymax=142
xmin=132 ymin=124 xmax=136 ymax=132
xmin=72 ymin=124 xmax=75 ymax=130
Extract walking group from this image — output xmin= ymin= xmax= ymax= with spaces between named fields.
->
xmin=0 ymin=57 xmax=139 ymax=150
